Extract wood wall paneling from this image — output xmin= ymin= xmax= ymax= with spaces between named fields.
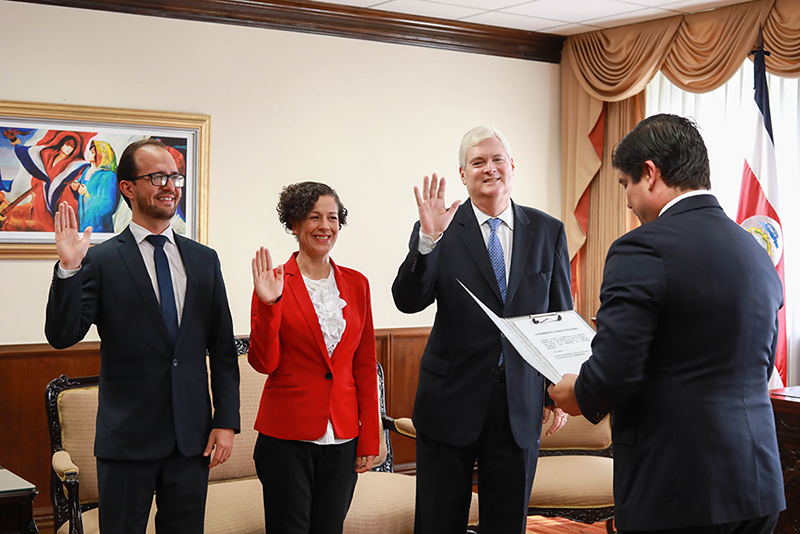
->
xmin=375 ymin=327 xmax=428 ymax=470
xmin=0 ymin=343 xmax=101 ymax=516
xmin=16 ymin=0 xmax=564 ymax=63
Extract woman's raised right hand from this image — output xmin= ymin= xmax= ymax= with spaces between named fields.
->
xmin=252 ymin=246 xmax=283 ymax=305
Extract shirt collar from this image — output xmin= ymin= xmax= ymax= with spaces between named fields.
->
xmin=129 ymin=221 xmax=176 ymax=245
xmin=658 ymin=190 xmax=714 ymax=218
xmin=471 ymin=202 xmax=514 ymax=230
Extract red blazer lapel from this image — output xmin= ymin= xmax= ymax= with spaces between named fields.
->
xmin=329 ymin=259 xmax=352 ymax=364
xmin=284 ymin=253 xmax=333 ymax=369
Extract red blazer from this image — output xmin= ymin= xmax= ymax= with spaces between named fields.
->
xmin=248 ymin=253 xmax=379 ymax=456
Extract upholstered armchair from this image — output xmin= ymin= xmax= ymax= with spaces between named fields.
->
xmin=528 ymin=414 xmax=615 ymax=533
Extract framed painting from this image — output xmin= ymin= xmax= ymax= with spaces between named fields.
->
xmin=0 ymin=100 xmax=209 ymax=259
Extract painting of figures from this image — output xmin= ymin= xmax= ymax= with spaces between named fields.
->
xmin=0 ymin=101 xmax=209 ymax=258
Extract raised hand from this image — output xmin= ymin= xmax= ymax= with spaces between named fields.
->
xmin=413 ymin=173 xmax=461 ymax=240
xmin=54 ymin=201 xmax=91 ymax=270
xmin=252 ymin=246 xmax=284 ymax=305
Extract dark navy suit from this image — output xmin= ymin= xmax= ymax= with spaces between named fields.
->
xmin=393 ymin=199 xmax=572 ymax=533
xmin=576 ymin=195 xmax=785 ymax=531
xmin=46 ymin=226 xmax=240 ymax=531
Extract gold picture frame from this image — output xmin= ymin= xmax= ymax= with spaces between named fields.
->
xmin=0 ymin=100 xmax=209 ymax=259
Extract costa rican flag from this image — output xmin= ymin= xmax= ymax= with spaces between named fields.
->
xmin=736 ymin=39 xmax=786 ymax=387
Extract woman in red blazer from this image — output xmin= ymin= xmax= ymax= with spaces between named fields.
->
xmin=249 ymin=181 xmax=379 ymax=534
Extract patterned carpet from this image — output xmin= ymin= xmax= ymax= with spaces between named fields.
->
xmin=526 ymin=516 xmax=610 ymax=533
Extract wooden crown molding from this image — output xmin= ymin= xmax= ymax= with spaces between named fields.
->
xmin=16 ymin=0 xmax=565 ymax=63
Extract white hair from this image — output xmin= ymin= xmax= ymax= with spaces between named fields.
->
xmin=458 ymin=126 xmax=513 ymax=169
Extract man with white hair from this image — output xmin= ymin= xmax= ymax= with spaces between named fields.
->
xmin=393 ymin=126 xmax=572 ymax=533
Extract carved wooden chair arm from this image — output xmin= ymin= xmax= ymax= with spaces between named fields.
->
xmin=51 ymin=449 xmax=85 ymax=534
xmin=382 ymin=415 xmax=417 ymax=439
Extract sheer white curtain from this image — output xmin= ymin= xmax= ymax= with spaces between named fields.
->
xmin=646 ymin=62 xmax=800 ymax=385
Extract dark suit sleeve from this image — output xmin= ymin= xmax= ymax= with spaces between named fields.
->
xmin=549 ymin=224 xmax=573 ymax=313
xmin=206 ymin=252 xmax=240 ymax=433
xmin=575 ymin=233 xmax=665 ymax=423
xmin=392 ymin=222 xmax=439 ymax=314
xmin=542 ymin=223 xmax=573 ymax=405
xmin=45 ymin=258 xmax=99 ymax=349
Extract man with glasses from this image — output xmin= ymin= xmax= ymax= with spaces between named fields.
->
xmin=45 ymin=139 xmax=240 ymax=534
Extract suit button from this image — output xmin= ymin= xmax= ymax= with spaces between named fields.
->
xmin=172 ymin=359 xmax=179 ymax=367
xmin=325 ymin=372 xmax=333 ymax=380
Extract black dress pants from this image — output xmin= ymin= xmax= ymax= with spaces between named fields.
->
xmin=96 ymin=451 xmax=210 ymax=534
xmin=254 ymin=433 xmax=358 ymax=534
xmin=414 ymin=375 xmax=538 ymax=534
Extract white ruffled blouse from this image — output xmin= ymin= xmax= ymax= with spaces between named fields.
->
xmin=302 ymin=268 xmax=347 ymax=356
xmin=302 ymin=268 xmax=351 ymax=446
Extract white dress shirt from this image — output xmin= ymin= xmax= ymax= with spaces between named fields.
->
xmin=58 ymin=222 xmax=187 ymax=325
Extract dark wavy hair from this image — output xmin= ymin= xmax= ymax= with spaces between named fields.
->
xmin=277 ymin=182 xmax=348 ymax=234
xmin=612 ymin=114 xmax=710 ymax=191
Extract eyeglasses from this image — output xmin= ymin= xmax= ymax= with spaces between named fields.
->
xmin=132 ymin=172 xmax=186 ymax=188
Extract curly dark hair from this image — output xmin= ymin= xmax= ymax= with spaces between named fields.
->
xmin=277 ymin=182 xmax=348 ymax=234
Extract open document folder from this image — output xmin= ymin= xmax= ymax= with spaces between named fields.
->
xmin=458 ymin=280 xmax=595 ymax=383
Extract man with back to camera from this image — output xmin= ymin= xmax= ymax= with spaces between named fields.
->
xmin=392 ymin=126 xmax=572 ymax=533
xmin=45 ymin=139 xmax=240 ymax=534
xmin=549 ymin=114 xmax=785 ymax=534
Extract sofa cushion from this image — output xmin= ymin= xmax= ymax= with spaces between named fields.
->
xmin=529 ymin=455 xmax=614 ymax=508
xmin=205 ymin=477 xmax=264 ymax=533
xmin=539 ymin=414 xmax=611 ymax=451
xmin=57 ymin=386 xmax=100 ymax=504
xmin=208 ymin=356 xmax=266 ymax=482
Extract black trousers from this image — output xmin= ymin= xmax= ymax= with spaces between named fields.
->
xmin=414 ymin=376 xmax=538 ymax=534
xmin=619 ymin=513 xmax=780 ymax=534
xmin=254 ymin=433 xmax=358 ymax=534
xmin=96 ymin=451 xmax=210 ymax=534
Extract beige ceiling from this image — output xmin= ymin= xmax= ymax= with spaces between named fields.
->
xmin=321 ymin=0 xmax=751 ymax=35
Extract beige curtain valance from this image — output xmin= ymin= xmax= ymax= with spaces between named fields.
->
xmin=561 ymin=0 xmax=800 ymax=319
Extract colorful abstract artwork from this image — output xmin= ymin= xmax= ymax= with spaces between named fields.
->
xmin=0 ymin=101 xmax=209 ymax=258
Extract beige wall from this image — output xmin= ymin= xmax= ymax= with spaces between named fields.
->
xmin=0 ymin=2 xmax=562 ymax=345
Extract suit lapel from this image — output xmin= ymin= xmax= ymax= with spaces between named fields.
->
xmin=506 ymin=202 xmax=530 ymax=307
xmin=285 ymin=255 xmax=333 ymax=370
xmin=116 ymin=227 xmax=173 ymax=346
xmin=456 ymin=200 xmax=504 ymax=305
xmin=174 ymin=235 xmax=195 ymax=347
xmin=329 ymin=259 xmax=350 ymax=364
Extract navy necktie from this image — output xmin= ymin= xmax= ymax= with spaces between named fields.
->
xmin=487 ymin=218 xmax=506 ymax=366
xmin=146 ymin=234 xmax=179 ymax=344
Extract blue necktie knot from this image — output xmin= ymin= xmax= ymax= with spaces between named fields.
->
xmin=146 ymin=234 xmax=179 ymax=344
xmin=146 ymin=234 xmax=167 ymax=249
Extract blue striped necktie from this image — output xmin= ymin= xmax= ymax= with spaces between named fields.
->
xmin=487 ymin=218 xmax=506 ymax=366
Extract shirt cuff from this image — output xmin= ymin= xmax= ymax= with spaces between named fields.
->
xmin=57 ymin=263 xmax=81 ymax=279
xmin=418 ymin=230 xmax=443 ymax=255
